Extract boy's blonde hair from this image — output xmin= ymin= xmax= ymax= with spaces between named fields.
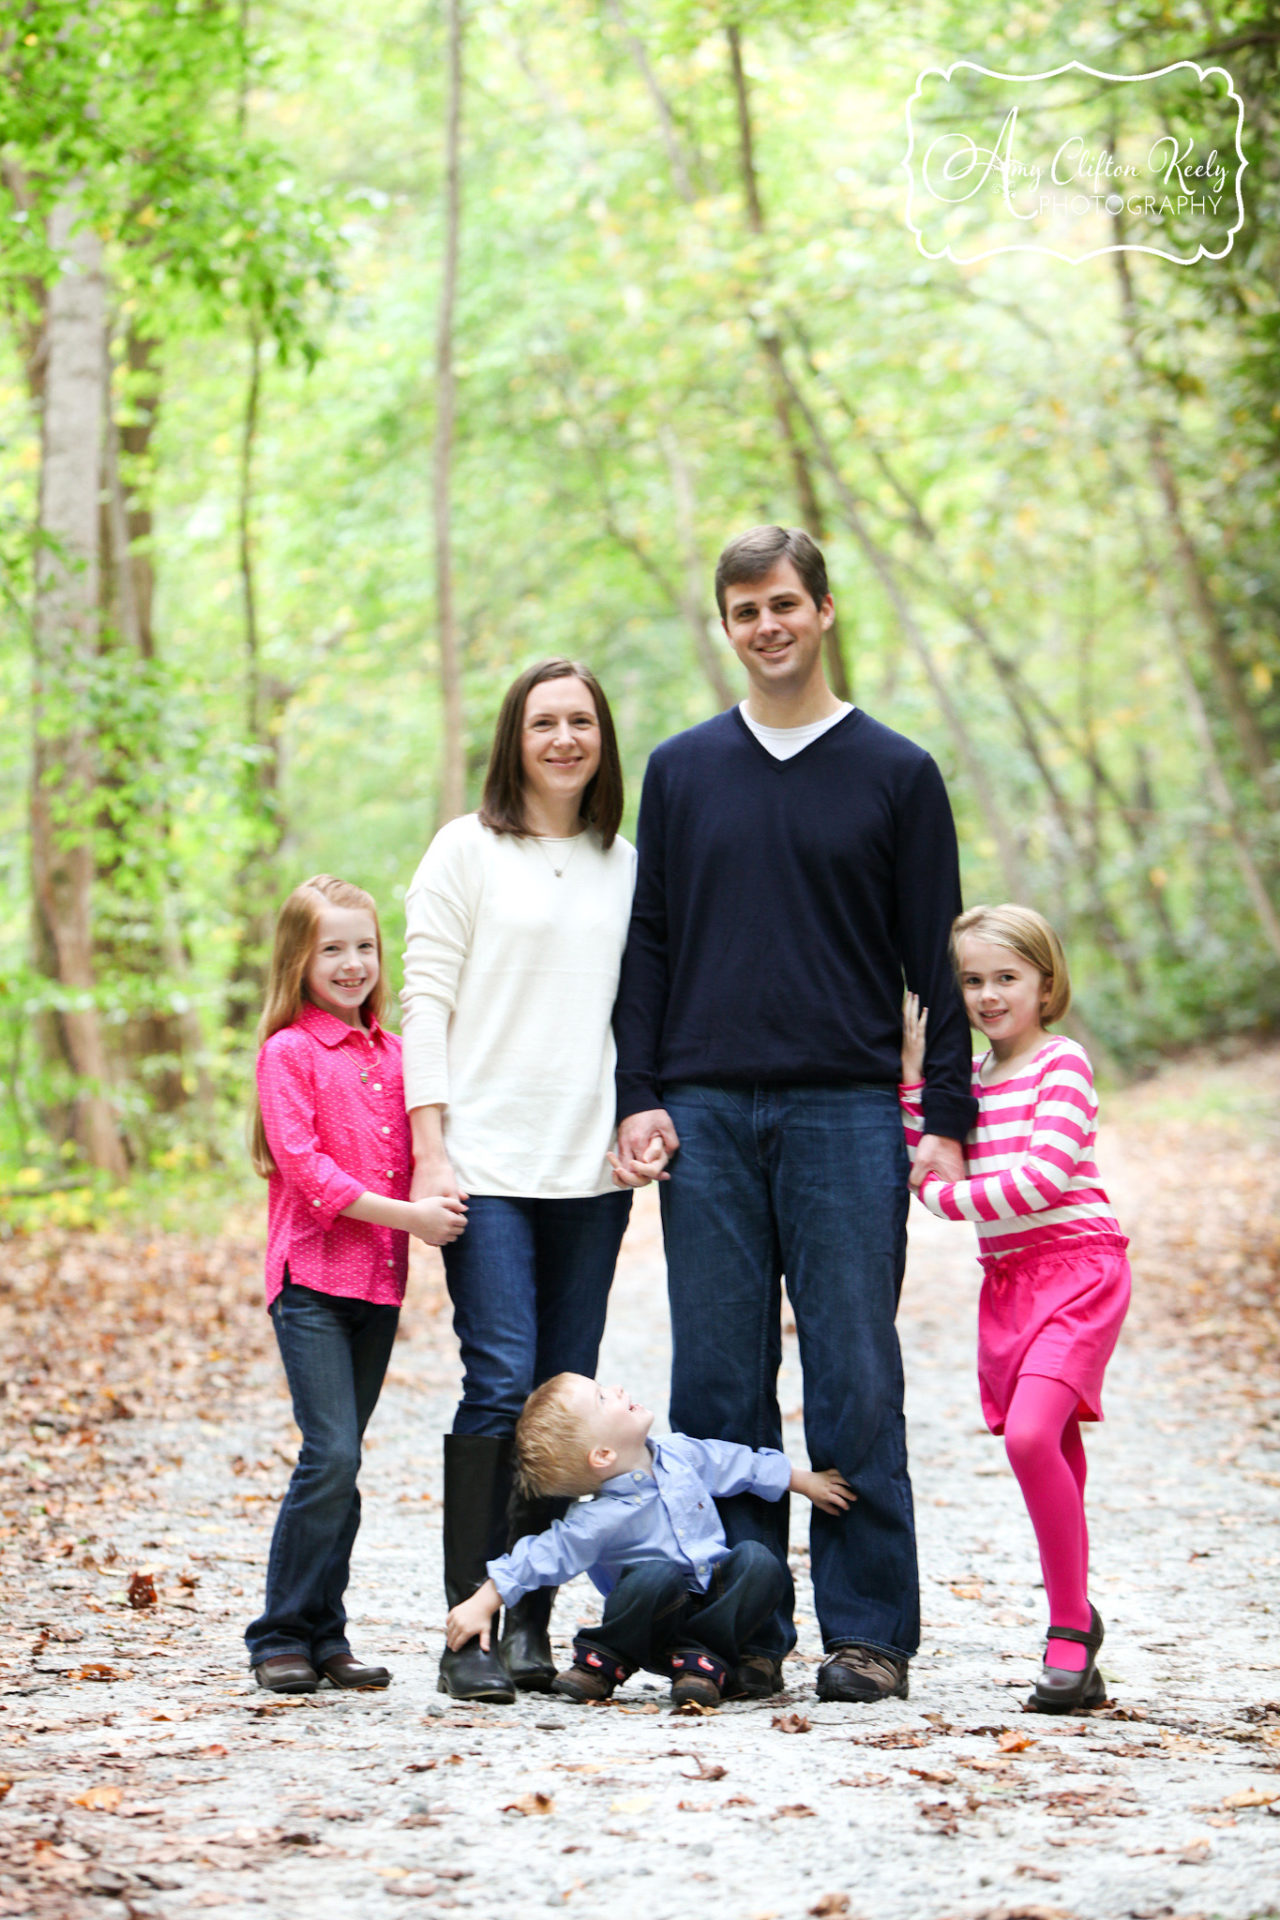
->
xmin=515 ymin=1374 xmax=597 ymax=1500
xmin=250 ymin=874 xmax=386 ymax=1178
xmin=950 ymin=903 xmax=1071 ymax=1025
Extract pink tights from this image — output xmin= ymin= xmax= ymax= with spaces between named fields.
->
xmin=1002 ymin=1374 xmax=1091 ymax=1671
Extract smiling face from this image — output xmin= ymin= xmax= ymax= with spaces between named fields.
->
xmin=559 ymin=1374 xmax=653 ymax=1476
xmin=956 ymin=933 xmax=1050 ymax=1061
xmin=305 ymin=904 xmax=380 ymax=1027
xmin=721 ymin=557 xmax=835 ymax=700
xmin=519 ymin=676 xmax=602 ymax=818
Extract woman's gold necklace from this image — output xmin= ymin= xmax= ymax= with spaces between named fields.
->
xmin=532 ymin=829 xmax=585 ymax=879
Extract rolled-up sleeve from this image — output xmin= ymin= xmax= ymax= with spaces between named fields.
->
xmin=256 ymin=1034 xmax=364 ymax=1228
xmin=400 ymin=823 xmax=477 ymax=1114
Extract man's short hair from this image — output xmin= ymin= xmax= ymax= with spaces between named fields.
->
xmin=714 ymin=525 xmax=830 ymax=619
xmin=514 ymin=1374 xmax=597 ymax=1499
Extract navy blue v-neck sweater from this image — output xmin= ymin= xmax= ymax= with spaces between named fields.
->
xmin=613 ymin=706 xmax=977 ymax=1143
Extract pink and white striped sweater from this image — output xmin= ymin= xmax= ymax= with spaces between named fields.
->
xmin=899 ymin=1036 xmax=1121 ymax=1259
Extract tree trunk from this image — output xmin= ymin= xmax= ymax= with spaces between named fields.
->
xmin=726 ymin=24 xmax=851 ymax=700
xmin=29 ymin=196 xmax=127 ymax=1179
xmin=1112 ymin=242 xmax=1277 ymax=807
xmin=225 ymin=322 xmax=290 ymax=1031
xmin=433 ymin=0 xmax=465 ymax=828
xmin=659 ymin=426 xmax=735 ymax=710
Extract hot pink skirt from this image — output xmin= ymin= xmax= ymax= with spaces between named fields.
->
xmin=977 ymin=1232 xmax=1131 ymax=1435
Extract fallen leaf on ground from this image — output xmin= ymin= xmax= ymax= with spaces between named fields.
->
xmin=771 ymin=1712 xmax=811 ymax=1733
xmin=502 ymin=1792 xmax=554 ymax=1816
xmin=128 ymin=1570 xmax=157 ymax=1609
xmin=998 ymin=1729 xmax=1036 ymax=1752
xmin=73 ymin=1786 xmax=123 ymax=1811
xmin=910 ymin=1767 xmax=956 ymax=1784
xmin=69 ymin=1664 xmax=127 ymax=1682
xmin=772 ymin=1803 xmax=817 ymax=1819
xmin=684 ymin=1759 xmax=727 ymax=1780
xmin=856 ymin=1728 xmax=931 ymax=1748
xmin=1222 ymin=1787 xmax=1280 ymax=1808
xmin=1178 ymin=1839 xmax=1211 ymax=1863
xmin=809 ymin=1898 xmax=851 ymax=1917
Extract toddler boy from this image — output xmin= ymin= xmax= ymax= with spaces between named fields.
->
xmin=444 ymin=1373 xmax=853 ymax=1707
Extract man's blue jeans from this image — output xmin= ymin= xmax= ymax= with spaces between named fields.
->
xmin=660 ymin=1083 xmax=917 ymax=1662
xmin=245 ymin=1279 xmax=399 ymax=1668
xmin=443 ymin=1192 xmax=632 ymax=1436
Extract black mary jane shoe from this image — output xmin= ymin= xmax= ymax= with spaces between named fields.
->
xmin=1029 ymin=1604 xmax=1106 ymax=1714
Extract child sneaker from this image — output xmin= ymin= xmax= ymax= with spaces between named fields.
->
xmin=551 ymin=1648 xmax=628 ymax=1703
xmin=670 ymin=1648 xmax=725 ymax=1709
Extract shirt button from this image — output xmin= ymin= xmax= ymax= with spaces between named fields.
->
xmin=386 ymin=1259 xmax=394 ymax=1269
xmin=312 ymin=1198 xmax=321 ymax=1207
xmin=373 ymin=1082 xmax=382 ymax=1091
xmin=381 ymin=1125 xmax=391 ymax=1134
xmin=386 ymin=1169 xmax=394 ymax=1178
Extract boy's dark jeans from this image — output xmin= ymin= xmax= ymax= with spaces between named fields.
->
xmin=573 ymin=1541 xmax=787 ymax=1684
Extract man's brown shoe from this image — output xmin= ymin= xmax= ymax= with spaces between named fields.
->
xmin=254 ymin=1654 xmax=319 ymax=1694
xmin=816 ymin=1646 xmax=909 ymax=1703
xmin=318 ymin=1652 xmax=391 ymax=1689
xmin=551 ymin=1663 xmax=618 ymax=1704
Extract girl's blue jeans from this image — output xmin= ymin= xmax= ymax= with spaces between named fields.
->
xmin=443 ymin=1191 xmax=632 ymax=1436
xmin=245 ymin=1279 xmax=399 ymax=1669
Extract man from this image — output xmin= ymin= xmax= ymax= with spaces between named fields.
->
xmin=611 ymin=525 xmax=975 ymax=1703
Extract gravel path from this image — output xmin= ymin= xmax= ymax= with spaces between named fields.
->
xmin=4 ymin=1149 xmax=1280 ymax=1920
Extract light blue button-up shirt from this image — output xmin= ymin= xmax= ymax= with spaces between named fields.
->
xmin=487 ymin=1434 xmax=791 ymax=1606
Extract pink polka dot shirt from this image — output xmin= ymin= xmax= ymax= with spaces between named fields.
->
xmin=256 ymin=1002 xmax=412 ymax=1309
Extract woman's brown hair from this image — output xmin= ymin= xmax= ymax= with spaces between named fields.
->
xmin=249 ymin=874 xmax=385 ymax=1178
xmin=478 ymin=658 xmax=623 ymax=849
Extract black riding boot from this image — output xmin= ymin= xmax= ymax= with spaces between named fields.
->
xmin=437 ymin=1434 xmax=516 ymax=1703
xmin=499 ymin=1491 xmax=568 ymax=1692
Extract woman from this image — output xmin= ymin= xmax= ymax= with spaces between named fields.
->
xmin=402 ymin=657 xmax=636 ymax=1702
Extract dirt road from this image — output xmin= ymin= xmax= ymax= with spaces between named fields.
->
xmin=3 ymin=1107 xmax=1280 ymax=1920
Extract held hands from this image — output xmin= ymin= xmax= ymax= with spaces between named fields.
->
xmin=445 ymin=1579 xmax=500 ymax=1652
xmin=407 ymin=1195 xmax=468 ymax=1246
xmin=901 ymin=992 xmax=928 ymax=1083
xmin=609 ymin=1108 xmax=680 ymax=1188
xmin=409 ymin=1152 xmax=468 ymax=1244
xmin=791 ymin=1466 xmax=856 ymax=1515
xmin=910 ymin=1133 xmax=965 ymax=1191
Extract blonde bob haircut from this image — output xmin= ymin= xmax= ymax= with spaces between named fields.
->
xmin=950 ymin=903 xmax=1071 ymax=1026
xmin=514 ymin=1374 xmax=598 ymax=1500
xmin=249 ymin=874 xmax=386 ymax=1178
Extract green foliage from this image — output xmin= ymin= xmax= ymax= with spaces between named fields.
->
xmin=2 ymin=0 xmax=1279 ymax=1183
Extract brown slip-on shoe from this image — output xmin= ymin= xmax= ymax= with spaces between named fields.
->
xmin=318 ymin=1652 xmax=391 ymax=1690
xmin=254 ymin=1654 xmax=319 ymax=1694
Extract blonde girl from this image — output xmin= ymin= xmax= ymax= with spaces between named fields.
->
xmin=901 ymin=905 xmax=1130 ymax=1713
xmin=245 ymin=875 xmax=465 ymax=1694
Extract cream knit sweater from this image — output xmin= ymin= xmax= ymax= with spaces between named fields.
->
xmin=400 ymin=813 xmax=636 ymax=1198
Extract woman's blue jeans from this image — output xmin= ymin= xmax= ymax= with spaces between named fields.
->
xmin=660 ymin=1083 xmax=917 ymax=1662
xmin=244 ymin=1280 xmax=399 ymax=1669
xmin=443 ymin=1191 xmax=632 ymax=1436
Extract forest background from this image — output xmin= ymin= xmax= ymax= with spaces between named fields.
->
xmin=1 ymin=0 xmax=1278 ymax=1217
